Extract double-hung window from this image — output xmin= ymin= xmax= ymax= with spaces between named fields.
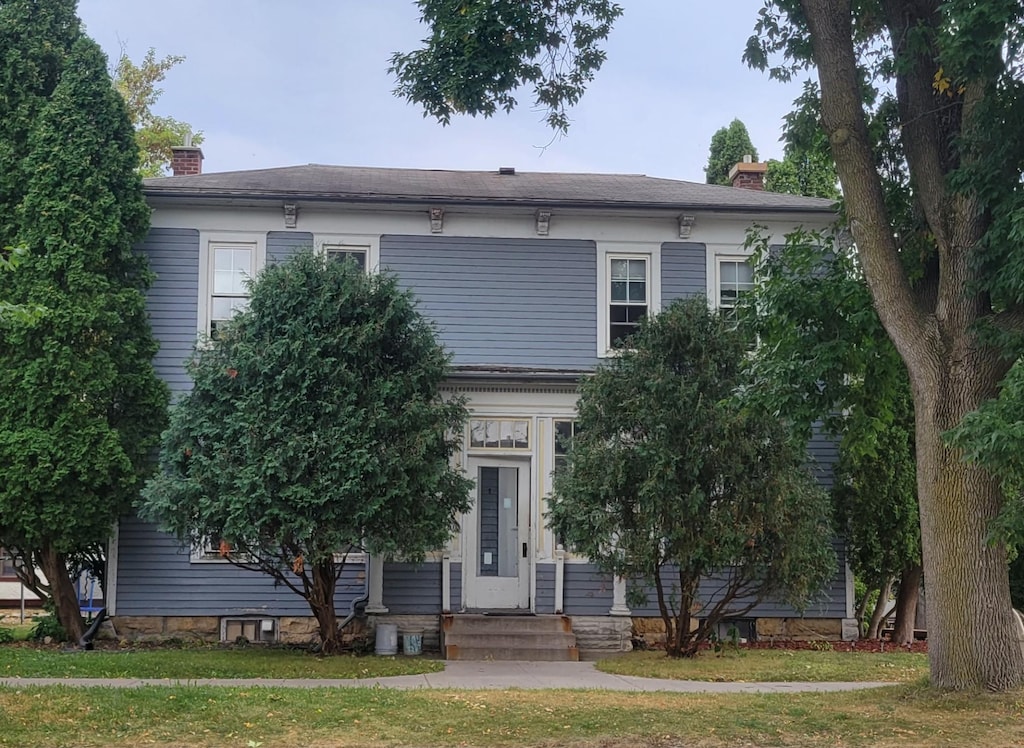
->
xmin=553 ymin=420 xmax=578 ymax=473
xmin=718 ymin=258 xmax=754 ymax=318
xmin=210 ymin=244 xmax=254 ymax=337
xmin=608 ymin=256 xmax=648 ymax=348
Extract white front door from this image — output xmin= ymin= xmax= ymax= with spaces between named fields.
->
xmin=464 ymin=458 xmax=531 ymax=609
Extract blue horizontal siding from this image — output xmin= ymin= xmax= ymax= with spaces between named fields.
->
xmin=807 ymin=426 xmax=839 ymax=489
xmin=626 ymin=542 xmax=848 ymax=619
xmin=380 ymin=235 xmax=597 ymax=369
xmin=661 ymin=242 xmax=706 ymax=303
xmin=381 ymin=562 xmax=442 ymax=614
xmin=535 ymin=563 xmax=556 ymax=614
xmin=563 ymin=565 xmax=614 ymax=616
xmin=115 ymin=515 xmax=366 ymax=617
xmin=267 ymin=231 xmax=313 ymax=266
xmin=450 ymin=562 xmax=462 ymax=611
xmin=138 ymin=228 xmax=199 ymax=396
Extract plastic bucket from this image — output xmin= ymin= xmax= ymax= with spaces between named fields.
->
xmin=374 ymin=623 xmax=398 ymax=656
xmin=401 ymin=629 xmax=424 ymax=656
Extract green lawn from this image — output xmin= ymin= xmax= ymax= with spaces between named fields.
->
xmin=0 ymin=644 xmax=443 ymax=679
xmin=596 ymin=647 xmax=928 ymax=683
xmin=0 ymin=683 xmax=1022 ymax=747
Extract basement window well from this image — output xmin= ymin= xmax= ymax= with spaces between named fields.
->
xmin=221 ymin=617 xmax=278 ymax=644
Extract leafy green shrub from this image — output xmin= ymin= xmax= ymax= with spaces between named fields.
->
xmin=0 ymin=627 xmax=14 ymax=644
xmin=31 ymin=612 xmax=68 ymax=642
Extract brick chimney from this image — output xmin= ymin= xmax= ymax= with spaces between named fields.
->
xmin=170 ymin=137 xmax=203 ymax=176
xmin=728 ymin=155 xmax=767 ymax=191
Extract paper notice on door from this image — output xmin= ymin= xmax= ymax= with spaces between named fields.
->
xmin=483 ymin=552 xmax=492 ymax=565
xmin=503 ymin=497 xmax=512 ymax=509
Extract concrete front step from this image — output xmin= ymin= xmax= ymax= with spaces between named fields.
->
xmin=445 ymin=645 xmax=580 ymax=661
xmin=443 ymin=632 xmax=578 ymax=649
xmin=441 ymin=614 xmax=579 ymax=661
xmin=443 ymin=614 xmax=573 ymax=634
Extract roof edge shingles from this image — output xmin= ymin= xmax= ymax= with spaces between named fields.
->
xmin=143 ymin=164 xmax=837 ymax=213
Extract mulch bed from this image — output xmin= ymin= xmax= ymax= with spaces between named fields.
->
xmin=743 ymin=639 xmax=928 ymax=654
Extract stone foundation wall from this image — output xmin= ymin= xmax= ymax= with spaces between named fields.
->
xmin=369 ymin=614 xmax=441 ymax=653
xmin=570 ymin=615 xmax=632 ymax=659
xmin=755 ymin=617 xmax=847 ymax=641
xmin=108 ymin=614 xmax=368 ymax=647
xmin=110 ymin=616 xmax=219 ymax=643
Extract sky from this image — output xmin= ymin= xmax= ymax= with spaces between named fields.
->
xmin=75 ymin=1 xmax=810 ymax=183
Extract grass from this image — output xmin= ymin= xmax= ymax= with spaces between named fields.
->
xmin=0 ymin=682 xmax=1022 ymax=747
xmin=0 ymin=644 xmax=444 ymax=679
xmin=0 ymin=620 xmax=33 ymax=643
xmin=596 ymin=648 xmax=928 ymax=683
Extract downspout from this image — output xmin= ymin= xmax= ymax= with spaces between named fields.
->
xmin=337 ymin=555 xmax=370 ymax=635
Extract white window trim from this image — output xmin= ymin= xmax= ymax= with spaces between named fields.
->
xmin=715 ymin=254 xmax=755 ymax=313
xmin=596 ymin=243 xmax=661 ymax=357
xmin=314 ymin=233 xmax=380 ymax=272
xmin=197 ymin=231 xmax=266 ymax=337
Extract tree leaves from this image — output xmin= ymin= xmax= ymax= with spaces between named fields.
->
xmin=548 ymin=297 xmax=834 ymax=656
xmin=141 ymin=253 xmax=473 ymax=642
xmin=390 ymin=0 xmax=622 ymax=133
xmin=0 ymin=14 xmax=169 ymax=631
xmin=113 ymin=48 xmax=202 ymax=177
xmin=705 ymin=119 xmax=759 ymax=186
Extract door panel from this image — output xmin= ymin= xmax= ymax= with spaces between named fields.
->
xmin=466 ymin=460 xmax=530 ymax=609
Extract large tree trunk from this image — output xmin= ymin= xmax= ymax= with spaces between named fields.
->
xmin=38 ymin=544 xmax=84 ymax=643
xmin=307 ymin=558 xmax=341 ymax=654
xmin=891 ymin=563 xmax=922 ymax=645
xmin=802 ymin=0 xmax=1024 ymax=690
xmin=913 ymin=372 xmax=1023 ymax=688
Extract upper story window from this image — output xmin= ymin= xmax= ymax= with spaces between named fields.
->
xmin=608 ymin=256 xmax=649 ymax=348
xmin=718 ymin=258 xmax=754 ymax=318
xmin=325 ymin=245 xmax=368 ymax=271
xmin=210 ymin=244 xmax=254 ymax=337
xmin=315 ymin=234 xmax=379 ymax=273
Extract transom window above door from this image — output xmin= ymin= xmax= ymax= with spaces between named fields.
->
xmin=469 ymin=419 xmax=530 ymax=450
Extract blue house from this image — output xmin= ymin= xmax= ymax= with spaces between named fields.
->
xmin=106 ymin=149 xmax=853 ymax=657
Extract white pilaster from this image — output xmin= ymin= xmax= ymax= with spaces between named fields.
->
xmin=610 ymin=575 xmax=631 ymax=616
xmin=364 ymin=554 xmax=389 ymax=614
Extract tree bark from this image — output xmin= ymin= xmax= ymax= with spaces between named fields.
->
xmin=802 ymin=0 xmax=1024 ymax=689
xmin=866 ymin=576 xmax=894 ymax=641
xmin=38 ymin=544 xmax=84 ymax=643
xmin=308 ymin=559 xmax=340 ymax=654
xmin=891 ymin=563 xmax=923 ymax=645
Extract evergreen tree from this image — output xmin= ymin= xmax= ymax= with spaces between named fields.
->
xmin=548 ymin=298 xmax=835 ymax=657
xmin=704 ymin=119 xmax=759 ymax=186
xmin=0 ymin=0 xmax=80 ymax=245
xmin=142 ymin=253 xmax=472 ymax=653
xmin=0 ymin=30 xmax=169 ymax=641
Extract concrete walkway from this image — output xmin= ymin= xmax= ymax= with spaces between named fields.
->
xmin=0 ymin=661 xmax=891 ymax=692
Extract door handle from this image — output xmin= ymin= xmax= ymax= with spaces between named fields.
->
xmin=522 ymin=542 xmax=528 ymax=558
